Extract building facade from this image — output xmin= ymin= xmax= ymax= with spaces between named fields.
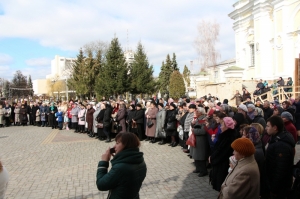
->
xmin=228 ymin=0 xmax=300 ymax=80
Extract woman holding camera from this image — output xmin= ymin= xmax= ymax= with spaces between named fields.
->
xmin=96 ymin=132 xmax=147 ymax=199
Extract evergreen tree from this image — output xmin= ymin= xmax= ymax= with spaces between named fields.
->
xmin=182 ymin=65 xmax=191 ymax=87
xmin=84 ymin=50 xmax=95 ymax=98
xmin=28 ymin=75 xmax=34 ymax=96
xmin=68 ymin=48 xmax=86 ymax=96
xmin=158 ymin=54 xmax=173 ymax=98
xmin=95 ymin=37 xmax=129 ymax=98
xmin=171 ymin=53 xmax=179 ymax=71
xmin=169 ymin=70 xmax=185 ymax=100
xmin=130 ymin=42 xmax=156 ymax=95
xmin=11 ymin=70 xmax=28 ymax=97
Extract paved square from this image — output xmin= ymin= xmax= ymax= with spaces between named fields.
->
xmin=1 ymin=126 xmax=299 ymax=199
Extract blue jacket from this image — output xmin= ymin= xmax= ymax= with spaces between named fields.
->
xmin=56 ymin=111 xmax=63 ymax=122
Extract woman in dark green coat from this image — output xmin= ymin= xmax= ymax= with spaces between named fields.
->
xmin=96 ymin=132 xmax=147 ymax=199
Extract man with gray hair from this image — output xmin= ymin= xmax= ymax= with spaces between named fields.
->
xmin=263 ymin=100 xmax=273 ymax=121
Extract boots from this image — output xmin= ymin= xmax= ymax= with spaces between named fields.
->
xmin=158 ymin=139 xmax=165 ymax=145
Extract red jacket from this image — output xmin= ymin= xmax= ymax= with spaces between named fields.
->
xmin=284 ymin=121 xmax=297 ymax=143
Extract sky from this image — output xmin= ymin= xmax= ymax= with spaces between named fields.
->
xmin=0 ymin=0 xmax=237 ymax=81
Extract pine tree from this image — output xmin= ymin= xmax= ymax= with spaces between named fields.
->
xmin=68 ymin=48 xmax=86 ymax=96
xmin=158 ymin=54 xmax=173 ymax=98
xmin=169 ymin=70 xmax=185 ymax=100
xmin=28 ymin=75 xmax=34 ymax=96
xmin=130 ymin=42 xmax=156 ymax=95
xmin=95 ymin=37 xmax=129 ymax=98
xmin=171 ymin=53 xmax=179 ymax=71
xmin=182 ymin=65 xmax=191 ymax=87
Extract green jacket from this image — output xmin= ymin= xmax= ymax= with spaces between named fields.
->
xmin=96 ymin=148 xmax=147 ymax=199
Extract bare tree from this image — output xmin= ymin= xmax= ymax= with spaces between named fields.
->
xmin=83 ymin=40 xmax=108 ymax=56
xmin=194 ymin=20 xmax=221 ymax=71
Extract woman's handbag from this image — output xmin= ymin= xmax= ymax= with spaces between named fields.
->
xmin=96 ymin=123 xmax=103 ymax=128
xmin=147 ymin=119 xmax=153 ymax=128
xmin=157 ymin=129 xmax=166 ymax=138
xmin=186 ymin=133 xmax=196 ymax=147
xmin=80 ymin=117 xmax=85 ymax=121
xmin=166 ymin=122 xmax=176 ymax=131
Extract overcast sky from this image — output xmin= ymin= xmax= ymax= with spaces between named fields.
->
xmin=0 ymin=0 xmax=237 ymax=81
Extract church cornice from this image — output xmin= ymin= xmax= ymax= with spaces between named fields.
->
xmin=229 ymin=1 xmax=254 ymax=20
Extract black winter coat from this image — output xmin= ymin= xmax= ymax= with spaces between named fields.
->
xmin=133 ymin=109 xmax=144 ymax=124
xmin=96 ymin=109 xmax=105 ymax=123
xmin=266 ymin=131 xmax=295 ymax=196
xmin=210 ymin=128 xmax=236 ymax=192
xmin=252 ymin=115 xmax=266 ymax=129
xmin=263 ymin=107 xmax=273 ymax=121
xmin=103 ymin=106 xmax=112 ymax=128
xmin=164 ymin=109 xmax=177 ymax=136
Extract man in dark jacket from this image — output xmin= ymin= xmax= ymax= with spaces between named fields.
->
xmin=265 ymin=116 xmax=295 ymax=199
xmin=263 ymin=101 xmax=273 ymax=121
xmin=31 ymin=102 xmax=40 ymax=125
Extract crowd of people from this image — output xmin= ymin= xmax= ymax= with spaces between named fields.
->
xmin=1 ymin=92 xmax=300 ymax=198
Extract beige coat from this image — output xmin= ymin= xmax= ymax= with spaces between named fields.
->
xmin=219 ymin=155 xmax=260 ymax=199
xmin=14 ymin=107 xmax=20 ymax=123
xmin=36 ymin=109 xmax=40 ymax=122
xmin=145 ymin=107 xmax=158 ymax=137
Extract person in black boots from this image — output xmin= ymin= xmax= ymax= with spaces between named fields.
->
xmin=190 ymin=107 xmax=209 ymax=177
xmin=165 ymin=103 xmax=178 ymax=147
xmin=156 ymin=103 xmax=166 ymax=145
xmin=86 ymin=104 xmax=95 ymax=136
xmin=132 ymin=104 xmax=145 ymax=141
xmin=48 ymin=102 xmax=58 ymax=129
xmin=126 ymin=104 xmax=136 ymax=133
xmin=31 ymin=102 xmax=39 ymax=126
xmin=71 ymin=103 xmax=79 ymax=132
xmin=4 ymin=102 xmax=11 ymax=127
xmin=20 ymin=104 xmax=28 ymax=126
xmin=103 ymin=103 xmax=113 ymax=142
xmin=94 ymin=103 xmax=106 ymax=140
xmin=28 ymin=102 xmax=33 ymax=125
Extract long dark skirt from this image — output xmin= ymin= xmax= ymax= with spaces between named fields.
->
xmin=97 ymin=128 xmax=105 ymax=137
xmin=48 ymin=113 xmax=57 ymax=127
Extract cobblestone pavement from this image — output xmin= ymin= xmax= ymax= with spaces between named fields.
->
xmin=1 ymin=126 xmax=300 ymax=199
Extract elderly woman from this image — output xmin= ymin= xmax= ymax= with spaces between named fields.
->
xmin=219 ymin=138 xmax=260 ymax=199
xmin=164 ymin=103 xmax=178 ymax=146
xmin=190 ymin=107 xmax=210 ymax=177
xmin=145 ymin=101 xmax=158 ymax=143
xmin=40 ymin=103 xmax=48 ymax=127
xmin=155 ymin=103 xmax=166 ymax=145
xmin=96 ymin=132 xmax=147 ymax=199
xmin=126 ymin=104 xmax=136 ymax=133
xmin=209 ymin=117 xmax=236 ymax=192
xmin=78 ymin=104 xmax=86 ymax=133
xmin=49 ymin=102 xmax=58 ymax=129
xmin=252 ymin=107 xmax=266 ymax=129
xmin=71 ymin=103 xmax=79 ymax=132
xmin=247 ymin=104 xmax=256 ymax=122
xmin=86 ymin=104 xmax=95 ymax=136
xmin=116 ymin=104 xmax=126 ymax=133
xmin=14 ymin=103 xmax=21 ymax=126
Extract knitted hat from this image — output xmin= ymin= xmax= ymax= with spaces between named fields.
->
xmin=281 ymin=111 xmax=293 ymax=121
xmin=223 ymin=117 xmax=235 ymax=129
xmin=136 ymin=103 xmax=142 ymax=108
xmin=238 ymin=104 xmax=248 ymax=112
xmin=247 ymin=104 xmax=255 ymax=110
xmin=188 ymin=104 xmax=197 ymax=109
xmin=223 ymin=99 xmax=229 ymax=104
xmin=231 ymin=138 xmax=256 ymax=157
xmin=130 ymin=104 xmax=135 ymax=109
